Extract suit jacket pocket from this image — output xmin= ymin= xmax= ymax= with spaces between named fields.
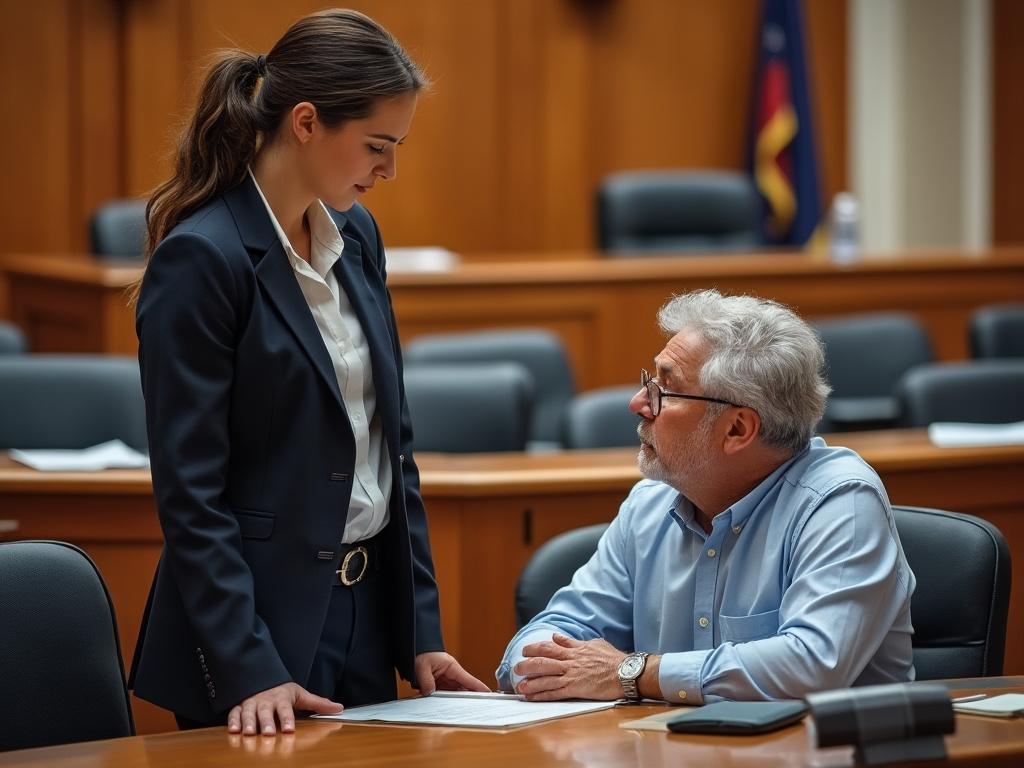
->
xmin=719 ymin=609 xmax=780 ymax=644
xmin=232 ymin=507 xmax=275 ymax=540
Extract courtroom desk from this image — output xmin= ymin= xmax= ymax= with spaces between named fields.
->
xmin=3 ymin=431 xmax=1024 ymax=734
xmin=1 ymin=678 xmax=1023 ymax=768
xmin=5 ymin=249 xmax=1024 ymax=389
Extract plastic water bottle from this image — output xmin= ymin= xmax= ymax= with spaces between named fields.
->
xmin=829 ymin=192 xmax=860 ymax=264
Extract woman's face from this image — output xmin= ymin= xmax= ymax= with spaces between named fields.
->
xmin=299 ymin=91 xmax=418 ymax=212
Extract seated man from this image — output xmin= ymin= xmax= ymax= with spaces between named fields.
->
xmin=497 ymin=289 xmax=915 ymax=704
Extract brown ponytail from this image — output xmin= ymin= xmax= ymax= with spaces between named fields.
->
xmin=139 ymin=8 xmax=427 ymax=278
xmin=143 ymin=52 xmax=264 ymax=261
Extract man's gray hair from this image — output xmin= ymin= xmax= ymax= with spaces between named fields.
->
xmin=658 ymin=289 xmax=831 ymax=454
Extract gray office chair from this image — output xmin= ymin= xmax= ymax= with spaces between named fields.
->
xmin=597 ymin=170 xmax=761 ymax=254
xmin=0 ymin=540 xmax=135 ymax=750
xmin=815 ymin=313 xmax=933 ymax=431
xmin=403 ymin=362 xmax=534 ymax=453
xmin=0 ymin=321 xmax=28 ymax=354
xmin=89 ymin=198 xmax=147 ymax=257
xmin=893 ymin=506 xmax=1010 ymax=679
xmin=515 ymin=523 xmax=609 ymax=628
xmin=896 ymin=360 xmax=1024 ymax=427
xmin=404 ymin=329 xmax=572 ymax=449
xmin=970 ymin=304 xmax=1024 ymax=359
xmin=0 ymin=355 xmax=148 ymax=451
xmin=562 ymin=386 xmax=640 ymax=449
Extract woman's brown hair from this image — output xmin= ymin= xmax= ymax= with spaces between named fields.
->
xmin=142 ymin=8 xmax=426 ymax=263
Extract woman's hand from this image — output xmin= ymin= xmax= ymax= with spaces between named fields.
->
xmin=414 ymin=652 xmax=491 ymax=695
xmin=227 ymin=682 xmax=343 ymax=735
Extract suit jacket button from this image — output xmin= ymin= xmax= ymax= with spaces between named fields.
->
xmin=399 ymin=454 xmax=405 ymax=464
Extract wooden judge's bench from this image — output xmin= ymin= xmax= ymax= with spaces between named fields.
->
xmin=3 ymin=248 xmax=1024 ymax=390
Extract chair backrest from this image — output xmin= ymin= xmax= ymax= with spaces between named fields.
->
xmin=0 ymin=355 xmax=148 ymax=451
xmin=515 ymin=523 xmax=609 ymax=628
xmin=597 ymin=170 xmax=760 ymax=254
xmin=896 ymin=360 xmax=1024 ymax=427
xmin=403 ymin=362 xmax=534 ymax=453
xmin=970 ymin=304 xmax=1024 ymax=359
xmin=892 ymin=506 xmax=1010 ymax=679
xmin=89 ymin=198 xmax=148 ymax=257
xmin=0 ymin=540 xmax=134 ymax=750
xmin=0 ymin=321 xmax=28 ymax=354
xmin=562 ymin=386 xmax=640 ymax=449
xmin=815 ymin=313 xmax=933 ymax=429
xmin=403 ymin=329 xmax=573 ymax=446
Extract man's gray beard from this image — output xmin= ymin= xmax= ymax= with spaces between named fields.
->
xmin=637 ymin=415 xmax=716 ymax=491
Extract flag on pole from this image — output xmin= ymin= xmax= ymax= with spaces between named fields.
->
xmin=750 ymin=0 xmax=822 ymax=246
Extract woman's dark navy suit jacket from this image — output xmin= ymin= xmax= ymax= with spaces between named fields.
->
xmin=129 ymin=175 xmax=443 ymax=722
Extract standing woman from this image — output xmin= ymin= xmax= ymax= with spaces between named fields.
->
xmin=131 ymin=8 xmax=487 ymax=735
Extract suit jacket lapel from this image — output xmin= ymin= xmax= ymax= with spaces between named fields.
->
xmin=332 ymin=229 xmax=402 ymax=448
xmin=224 ymin=176 xmax=346 ymax=412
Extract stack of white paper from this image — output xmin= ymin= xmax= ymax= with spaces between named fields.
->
xmin=314 ymin=690 xmax=616 ymax=729
xmin=385 ymin=247 xmax=459 ymax=272
xmin=953 ymin=693 xmax=1024 ymax=718
xmin=927 ymin=420 xmax=1024 ymax=447
xmin=10 ymin=439 xmax=150 ymax=471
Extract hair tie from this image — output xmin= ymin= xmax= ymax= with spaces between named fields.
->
xmin=255 ymin=54 xmax=268 ymax=77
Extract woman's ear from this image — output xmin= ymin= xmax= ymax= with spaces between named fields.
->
xmin=290 ymin=101 xmax=318 ymax=143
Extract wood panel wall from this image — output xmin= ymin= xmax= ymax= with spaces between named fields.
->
xmin=993 ymin=0 xmax=1024 ymax=245
xmin=2 ymin=0 xmax=846 ymax=258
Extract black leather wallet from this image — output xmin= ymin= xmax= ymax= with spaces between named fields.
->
xmin=666 ymin=700 xmax=808 ymax=735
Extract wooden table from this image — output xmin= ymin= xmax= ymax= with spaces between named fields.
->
xmin=1 ymin=678 xmax=1023 ymax=767
xmin=5 ymin=249 xmax=1024 ymax=390
xmin=2 ymin=430 xmax=1023 ymax=735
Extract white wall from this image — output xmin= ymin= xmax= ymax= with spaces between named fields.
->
xmin=849 ymin=0 xmax=990 ymax=251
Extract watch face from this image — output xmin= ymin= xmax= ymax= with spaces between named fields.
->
xmin=620 ymin=655 xmax=644 ymax=678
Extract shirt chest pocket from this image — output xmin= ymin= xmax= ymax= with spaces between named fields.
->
xmin=719 ymin=608 xmax=780 ymax=644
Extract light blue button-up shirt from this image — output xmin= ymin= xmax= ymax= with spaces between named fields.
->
xmin=496 ymin=438 xmax=916 ymax=703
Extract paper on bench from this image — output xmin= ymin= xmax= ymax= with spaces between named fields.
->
xmin=10 ymin=439 xmax=149 ymax=471
xmin=313 ymin=690 xmax=615 ymax=728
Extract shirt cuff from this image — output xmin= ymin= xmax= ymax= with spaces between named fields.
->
xmin=658 ymin=650 xmax=711 ymax=704
xmin=494 ymin=628 xmax=555 ymax=692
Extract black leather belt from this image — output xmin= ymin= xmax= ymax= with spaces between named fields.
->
xmin=336 ymin=536 xmax=382 ymax=586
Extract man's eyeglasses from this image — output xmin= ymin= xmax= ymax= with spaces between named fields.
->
xmin=640 ymin=369 xmax=742 ymax=416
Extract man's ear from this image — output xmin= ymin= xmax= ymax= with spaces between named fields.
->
xmin=290 ymin=101 xmax=318 ymax=144
xmin=721 ymin=407 xmax=761 ymax=455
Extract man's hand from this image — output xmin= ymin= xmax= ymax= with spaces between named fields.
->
xmin=513 ymin=634 xmax=626 ymax=701
xmin=414 ymin=652 xmax=491 ymax=695
xmin=227 ymin=682 xmax=343 ymax=735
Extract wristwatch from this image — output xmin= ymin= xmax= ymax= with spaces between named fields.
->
xmin=617 ymin=652 xmax=650 ymax=701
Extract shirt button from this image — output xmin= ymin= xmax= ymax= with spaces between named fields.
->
xmin=707 ymin=548 xmax=717 ymax=558
xmin=732 ymin=525 xmax=742 ymax=534
xmin=678 ymin=690 xmax=688 ymax=700
xmin=698 ymin=617 xmax=710 ymax=628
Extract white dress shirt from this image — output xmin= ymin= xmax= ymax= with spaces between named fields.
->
xmin=249 ymin=170 xmax=391 ymax=543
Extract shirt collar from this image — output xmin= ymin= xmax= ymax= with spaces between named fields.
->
xmin=247 ymin=168 xmax=344 ymax=278
xmin=725 ymin=441 xmax=811 ymax=529
xmin=665 ymin=440 xmax=813 ymax=533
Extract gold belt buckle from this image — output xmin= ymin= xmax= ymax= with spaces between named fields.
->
xmin=337 ymin=545 xmax=369 ymax=586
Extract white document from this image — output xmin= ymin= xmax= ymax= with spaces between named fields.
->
xmin=10 ymin=439 xmax=150 ymax=471
xmin=928 ymin=420 xmax=1024 ymax=447
xmin=953 ymin=693 xmax=1024 ymax=718
xmin=313 ymin=690 xmax=616 ymax=728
